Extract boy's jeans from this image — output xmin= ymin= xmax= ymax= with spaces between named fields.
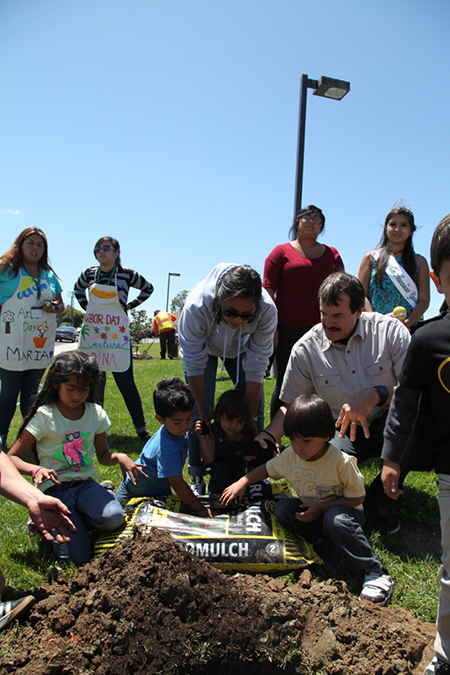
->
xmin=274 ymin=497 xmax=383 ymax=572
xmin=184 ymin=354 xmax=265 ymax=478
xmin=435 ymin=474 xmax=450 ymax=663
xmin=46 ymin=480 xmax=125 ymax=566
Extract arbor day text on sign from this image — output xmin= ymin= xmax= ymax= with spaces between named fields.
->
xmin=78 ymin=284 xmax=130 ymax=372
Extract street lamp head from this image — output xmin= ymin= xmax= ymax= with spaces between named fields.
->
xmin=169 ymin=272 xmax=181 ymax=277
xmin=313 ymin=76 xmax=350 ymax=100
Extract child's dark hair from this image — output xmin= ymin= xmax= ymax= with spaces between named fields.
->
xmin=18 ymin=351 xmax=100 ymax=437
xmin=154 ymin=377 xmax=195 ymax=418
xmin=431 ymin=213 xmax=450 ymax=278
xmin=214 ymin=389 xmax=252 ymax=427
xmin=284 ymin=394 xmax=335 ymax=440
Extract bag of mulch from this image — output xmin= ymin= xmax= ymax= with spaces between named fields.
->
xmin=95 ymin=481 xmax=322 ymax=571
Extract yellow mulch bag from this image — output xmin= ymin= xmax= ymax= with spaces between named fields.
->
xmin=95 ymin=481 xmax=322 ymax=572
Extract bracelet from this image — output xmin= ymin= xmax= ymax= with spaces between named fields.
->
xmin=32 ymin=466 xmax=44 ymax=481
xmin=263 ymin=430 xmax=276 ymax=444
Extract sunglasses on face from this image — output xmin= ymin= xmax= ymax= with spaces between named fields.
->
xmin=94 ymin=245 xmax=113 ymax=253
xmin=222 ymin=307 xmax=257 ymax=323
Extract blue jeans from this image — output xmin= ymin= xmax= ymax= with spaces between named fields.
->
xmin=0 ymin=367 xmax=45 ymax=439
xmin=184 ymin=354 xmax=265 ymax=478
xmin=45 ymin=480 xmax=125 ymax=565
xmin=274 ymin=497 xmax=382 ymax=573
xmin=97 ymin=348 xmax=146 ymax=433
xmin=208 ymin=458 xmax=246 ymax=496
xmin=435 ymin=474 xmax=450 ymax=663
xmin=115 ymin=473 xmax=171 ymax=506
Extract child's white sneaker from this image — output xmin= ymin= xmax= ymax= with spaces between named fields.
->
xmin=359 ymin=571 xmax=394 ymax=606
xmin=424 ymin=657 xmax=450 ymax=674
xmin=190 ymin=477 xmax=206 ymax=496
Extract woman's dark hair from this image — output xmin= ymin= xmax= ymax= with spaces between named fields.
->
xmin=373 ymin=208 xmax=417 ymax=287
xmin=284 ymin=394 xmax=335 ymax=440
xmin=0 ymin=227 xmax=57 ymax=278
xmin=214 ymin=389 xmax=252 ymax=427
xmin=94 ymin=236 xmax=122 ymax=266
xmin=18 ymin=352 xmax=100 ymax=438
xmin=289 ymin=205 xmax=325 ymax=240
xmin=153 ymin=377 xmax=195 ymax=418
xmin=319 ymin=272 xmax=366 ymax=314
xmin=431 ymin=213 xmax=450 ymax=277
xmin=213 ymin=265 xmax=262 ymax=323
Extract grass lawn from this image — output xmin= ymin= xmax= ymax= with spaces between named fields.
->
xmin=0 ymin=346 xmax=442 ymax=624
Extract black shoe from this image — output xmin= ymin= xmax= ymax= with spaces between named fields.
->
xmin=372 ymin=502 xmax=400 ymax=534
xmin=0 ymin=435 xmax=8 ymax=453
xmin=137 ymin=430 xmax=151 ymax=442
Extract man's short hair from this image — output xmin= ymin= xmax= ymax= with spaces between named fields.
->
xmin=153 ymin=377 xmax=195 ymax=418
xmin=431 ymin=213 xmax=450 ymax=278
xmin=318 ymin=272 xmax=366 ymax=314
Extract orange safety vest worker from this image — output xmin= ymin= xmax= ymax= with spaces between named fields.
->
xmin=153 ymin=312 xmax=176 ymax=336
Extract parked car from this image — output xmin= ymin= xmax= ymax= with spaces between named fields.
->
xmin=56 ymin=325 xmax=78 ymax=342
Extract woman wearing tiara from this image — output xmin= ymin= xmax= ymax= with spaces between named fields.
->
xmin=358 ymin=204 xmax=430 ymax=330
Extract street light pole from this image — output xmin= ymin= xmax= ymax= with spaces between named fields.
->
xmin=166 ymin=272 xmax=181 ymax=311
xmin=293 ymin=74 xmax=350 ymax=217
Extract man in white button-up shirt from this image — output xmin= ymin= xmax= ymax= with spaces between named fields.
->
xmin=258 ymin=272 xmax=411 ymax=533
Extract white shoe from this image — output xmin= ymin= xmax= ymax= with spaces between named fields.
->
xmin=359 ymin=571 xmax=394 ymax=606
xmin=423 ymin=656 xmax=450 ymax=674
xmin=0 ymin=596 xmax=36 ymax=629
xmin=190 ymin=477 xmax=206 ymax=496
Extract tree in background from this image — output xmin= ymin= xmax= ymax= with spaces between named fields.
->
xmin=129 ymin=309 xmax=152 ymax=354
xmin=170 ymin=290 xmax=188 ymax=313
xmin=57 ymin=307 xmax=85 ymax=328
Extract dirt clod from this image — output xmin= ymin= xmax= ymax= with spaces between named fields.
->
xmin=0 ymin=528 xmax=435 ymax=674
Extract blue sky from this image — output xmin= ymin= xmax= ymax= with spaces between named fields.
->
xmin=1 ymin=0 xmax=449 ymax=317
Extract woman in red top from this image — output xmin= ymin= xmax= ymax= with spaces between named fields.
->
xmin=263 ymin=205 xmax=344 ymax=418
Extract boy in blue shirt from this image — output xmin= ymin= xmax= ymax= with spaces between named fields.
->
xmin=381 ymin=213 xmax=450 ymax=675
xmin=115 ymin=377 xmax=211 ymax=518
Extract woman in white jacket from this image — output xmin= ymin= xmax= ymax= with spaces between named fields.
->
xmin=179 ymin=263 xmax=277 ymax=494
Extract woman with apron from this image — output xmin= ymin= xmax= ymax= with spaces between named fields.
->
xmin=0 ymin=227 xmax=64 ymax=451
xmin=74 ymin=236 xmax=154 ymax=441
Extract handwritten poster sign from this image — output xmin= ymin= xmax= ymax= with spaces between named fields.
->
xmin=78 ymin=284 xmax=130 ymax=372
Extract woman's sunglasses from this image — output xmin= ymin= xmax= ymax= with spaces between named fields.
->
xmin=222 ymin=307 xmax=257 ymax=323
xmin=94 ymin=245 xmax=113 ymax=253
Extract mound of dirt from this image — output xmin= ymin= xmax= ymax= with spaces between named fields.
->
xmin=0 ymin=528 xmax=435 ymax=675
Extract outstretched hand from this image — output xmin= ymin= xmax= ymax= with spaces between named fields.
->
xmin=335 ymin=388 xmax=378 ymax=441
xmin=26 ymin=494 xmax=76 ymax=543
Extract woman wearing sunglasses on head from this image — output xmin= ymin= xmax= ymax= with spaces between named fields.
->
xmin=179 ymin=263 xmax=277 ymax=495
xmin=74 ymin=236 xmax=154 ymax=441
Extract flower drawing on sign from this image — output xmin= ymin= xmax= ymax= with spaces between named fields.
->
xmin=104 ymin=326 xmax=110 ymax=332
xmin=33 ymin=321 xmax=49 ymax=349
xmin=119 ymin=325 xmax=125 ymax=333
xmin=2 ymin=309 xmax=15 ymax=334
xmin=112 ymin=332 xmax=118 ymax=340
xmin=101 ymin=332 xmax=107 ymax=340
xmin=123 ymin=335 xmax=129 ymax=343
xmin=37 ymin=322 xmax=49 ymax=338
xmin=94 ymin=327 xmax=100 ymax=334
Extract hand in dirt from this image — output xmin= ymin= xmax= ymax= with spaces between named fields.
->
xmin=295 ymin=502 xmax=322 ymax=523
xmin=26 ymin=494 xmax=76 ymax=543
xmin=220 ymin=481 xmax=246 ymax=506
xmin=33 ymin=466 xmax=60 ymax=486
xmin=381 ymin=461 xmax=403 ymax=500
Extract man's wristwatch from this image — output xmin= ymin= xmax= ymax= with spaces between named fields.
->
xmin=374 ymin=385 xmax=389 ymax=406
